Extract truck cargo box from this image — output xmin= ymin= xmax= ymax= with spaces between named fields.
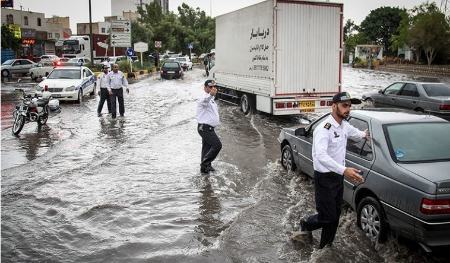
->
xmin=214 ymin=0 xmax=343 ymax=115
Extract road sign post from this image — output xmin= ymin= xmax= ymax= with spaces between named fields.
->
xmin=134 ymin=42 xmax=148 ymax=68
xmin=188 ymin=43 xmax=193 ymax=60
xmin=110 ymin=20 xmax=131 ymax=48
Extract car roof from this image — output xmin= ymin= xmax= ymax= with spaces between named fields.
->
xmin=352 ymin=108 xmax=447 ymax=124
xmin=53 ymin=66 xmax=83 ymax=70
xmin=389 ymin=81 xmax=446 ymax=85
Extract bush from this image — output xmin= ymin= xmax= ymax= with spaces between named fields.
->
xmin=118 ymin=60 xmax=131 ymax=73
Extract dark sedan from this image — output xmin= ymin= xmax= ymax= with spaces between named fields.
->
xmin=362 ymin=82 xmax=450 ymax=120
xmin=278 ymin=109 xmax=450 ymax=251
xmin=160 ymin=61 xmax=183 ymax=80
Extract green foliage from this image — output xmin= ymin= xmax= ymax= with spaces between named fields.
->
xmin=118 ymin=60 xmax=131 ymax=73
xmin=135 ymin=2 xmax=215 ymax=55
xmin=1 ymin=25 xmax=20 ymax=51
xmin=360 ymin=7 xmax=407 ymax=56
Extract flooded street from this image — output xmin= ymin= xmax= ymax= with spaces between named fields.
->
xmin=2 ymin=67 xmax=450 ymax=262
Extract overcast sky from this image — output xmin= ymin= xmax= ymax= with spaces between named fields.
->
xmin=10 ymin=0 xmax=443 ymax=33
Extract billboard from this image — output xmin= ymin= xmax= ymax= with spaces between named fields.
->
xmin=1 ymin=0 xmax=14 ymax=8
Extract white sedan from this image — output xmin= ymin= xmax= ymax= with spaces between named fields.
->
xmin=29 ymin=61 xmax=55 ymax=81
xmin=35 ymin=66 xmax=96 ymax=103
xmin=175 ymin=57 xmax=193 ymax=70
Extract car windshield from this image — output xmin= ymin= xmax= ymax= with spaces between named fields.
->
xmin=423 ymin=84 xmax=450 ymax=97
xmin=386 ymin=122 xmax=450 ymax=162
xmin=176 ymin=58 xmax=186 ymax=62
xmin=68 ymin=58 xmax=81 ymax=63
xmin=2 ymin=60 xmax=14 ymax=65
xmin=163 ymin=62 xmax=180 ymax=69
xmin=48 ymin=69 xmax=80 ymax=79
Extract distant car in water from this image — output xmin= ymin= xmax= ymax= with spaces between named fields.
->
xmin=29 ymin=61 xmax=54 ymax=81
xmin=362 ymin=82 xmax=450 ymax=120
xmin=175 ymin=56 xmax=193 ymax=70
xmin=1 ymin=59 xmax=36 ymax=77
xmin=160 ymin=61 xmax=183 ymax=80
xmin=278 ymin=109 xmax=450 ymax=251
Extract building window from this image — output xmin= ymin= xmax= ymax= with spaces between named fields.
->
xmin=55 ymin=33 xmax=60 ymax=39
xmin=37 ymin=18 xmax=42 ymax=26
xmin=48 ymin=33 xmax=53 ymax=39
xmin=24 ymin=16 xmax=29 ymax=25
xmin=101 ymin=27 xmax=105 ymax=33
xmin=6 ymin=14 xmax=14 ymax=24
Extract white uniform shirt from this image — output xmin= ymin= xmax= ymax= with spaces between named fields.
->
xmin=312 ymin=115 xmax=366 ymax=175
xmin=107 ymin=71 xmax=128 ymax=89
xmin=196 ymin=92 xmax=220 ymax=127
xmin=96 ymin=72 xmax=109 ymax=89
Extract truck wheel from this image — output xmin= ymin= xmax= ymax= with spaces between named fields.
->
xmin=357 ymin=196 xmax=388 ymax=243
xmin=281 ymin=144 xmax=296 ymax=171
xmin=240 ymin=94 xmax=254 ymax=115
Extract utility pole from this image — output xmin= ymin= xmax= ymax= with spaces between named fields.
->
xmin=88 ymin=0 xmax=94 ymax=67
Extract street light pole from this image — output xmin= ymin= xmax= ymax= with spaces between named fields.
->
xmin=88 ymin=0 xmax=94 ymax=67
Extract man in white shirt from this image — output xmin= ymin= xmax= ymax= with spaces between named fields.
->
xmin=96 ymin=65 xmax=111 ymax=117
xmin=196 ymin=80 xmax=222 ymax=174
xmin=291 ymin=92 xmax=369 ymax=249
xmin=107 ymin=64 xmax=129 ymax=119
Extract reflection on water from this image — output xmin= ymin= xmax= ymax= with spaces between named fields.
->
xmin=98 ymin=117 xmax=127 ymax=142
xmin=196 ymin=176 xmax=224 ymax=247
xmin=17 ymin=125 xmax=53 ymax=161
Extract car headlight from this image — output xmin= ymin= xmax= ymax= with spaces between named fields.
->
xmin=35 ymin=85 xmax=43 ymax=91
xmin=65 ymin=85 xmax=76 ymax=91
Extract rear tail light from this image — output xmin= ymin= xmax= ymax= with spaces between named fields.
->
xmin=275 ymin=103 xmax=285 ymax=109
xmin=439 ymin=104 xmax=450 ymax=110
xmin=420 ymin=198 xmax=450 ymax=214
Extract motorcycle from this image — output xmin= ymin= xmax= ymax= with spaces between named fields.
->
xmin=12 ymin=88 xmax=58 ymax=135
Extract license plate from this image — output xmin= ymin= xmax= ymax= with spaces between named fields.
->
xmin=299 ymin=101 xmax=315 ymax=112
xmin=52 ymin=94 xmax=62 ymax=98
xmin=168 ymin=71 xmax=175 ymax=74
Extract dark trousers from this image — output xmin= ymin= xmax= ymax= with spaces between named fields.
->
xmin=304 ymin=171 xmax=344 ymax=248
xmin=97 ymin=88 xmax=111 ymax=114
xmin=111 ymin=88 xmax=124 ymax=118
xmin=197 ymin=124 xmax=222 ymax=168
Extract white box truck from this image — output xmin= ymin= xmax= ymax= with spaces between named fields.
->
xmin=213 ymin=0 xmax=343 ymax=115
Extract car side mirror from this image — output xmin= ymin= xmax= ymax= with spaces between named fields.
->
xmin=378 ymin=89 xmax=383 ymax=94
xmin=295 ymin=127 xmax=307 ymax=136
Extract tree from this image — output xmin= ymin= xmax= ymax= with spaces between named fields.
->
xmin=1 ymin=25 xmax=20 ymax=52
xmin=343 ymin=19 xmax=358 ymax=42
xmin=409 ymin=5 xmax=450 ymax=65
xmin=360 ymin=7 xmax=407 ymax=55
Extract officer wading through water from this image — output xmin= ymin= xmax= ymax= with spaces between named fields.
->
xmin=196 ymin=80 xmax=222 ymax=174
xmin=108 ymin=64 xmax=129 ymax=119
xmin=97 ymin=65 xmax=111 ymax=117
xmin=291 ymin=91 xmax=370 ymax=249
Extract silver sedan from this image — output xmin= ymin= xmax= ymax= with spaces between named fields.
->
xmin=362 ymin=82 xmax=450 ymax=120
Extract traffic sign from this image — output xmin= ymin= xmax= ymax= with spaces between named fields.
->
xmin=155 ymin=41 xmax=162 ymax=48
xmin=127 ymin=48 xmax=134 ymax=57
xmin=134 ymin=42 xmax=148 ymax=53
xmin=188 ymin=43 xmax=193 ymax=49
xmin=110 ymin=20 xmax=131 ymax=47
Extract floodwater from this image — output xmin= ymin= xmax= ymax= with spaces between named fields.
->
xmin=1 ymin=67 xmax=449 ymax=262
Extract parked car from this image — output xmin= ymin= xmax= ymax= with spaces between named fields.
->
xmin=1 ymin=59 xmax=36 ymax=77
xmin=278 ymin=109 xmax=450 ymax=251
xmin=175 ymin=56 xmax=193 ymax=70
xmin=39 ymin=55 xmax=60 ymax=63
xmin=67 ymin=57 xmax=91 ymax=66
xmin=29 ymin=62 xmax=54 ymax=81
xmin=160 ymin=61 xmax=183 ymax=80
xmin=35 ymin=66 xmax=96 ymax=103
xmin=362 ymin=82 xmax=450 ymax=120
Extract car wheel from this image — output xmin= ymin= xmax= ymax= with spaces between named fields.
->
xmin=240 ymin=94 xmax=254 ymax=115
xmin=2 ymin=70 xmax=9 ymax=77
xmin=357 ymin=196 xmax=388 ymax=243
xmin=77 ymin=89 xmax=83 ymax=104
xmin=281 ymin=144 xmax=296 ymax=171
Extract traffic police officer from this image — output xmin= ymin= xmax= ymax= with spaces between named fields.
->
xmin=196 ymin=80 xmax=222 ymax=174
xmin=291 ymin=91 xmax=369 ymax=249
xmin=107 ymin=64 xmax=129 ymax=119
xmin=97 ymin=64 xmax=111 ymax=117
